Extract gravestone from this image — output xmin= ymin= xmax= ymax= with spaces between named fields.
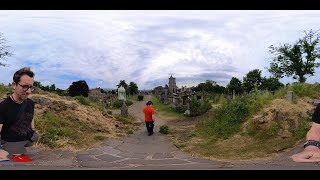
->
xmin=232 ymin=90 xmax=235 ymax=99
xmin=287 ymin=91 xmax=293 ymax=103
xmin=182 ymin=96 xmax=188 ymax=105
xmin=172 ymin=93 xmax=179 ymax=108
xmin=118 ymin=86 xmax=126 ymax=100
xmin=100 ymin=99 xmax=106 ymax=109
xmin=184 ymin=96 xmax=191 ymax=116
xmin=120 ymin=101 xmax=128 ymax=116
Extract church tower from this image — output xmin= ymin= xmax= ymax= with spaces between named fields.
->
xmin=168 ymin=75 xmax=176 ymax=97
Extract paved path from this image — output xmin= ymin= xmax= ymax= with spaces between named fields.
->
xmin=1 ymin=96 xmax=320 ymax=169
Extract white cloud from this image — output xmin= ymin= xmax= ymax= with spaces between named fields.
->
xmin=0 ymin=10 xmax=320 ymax=89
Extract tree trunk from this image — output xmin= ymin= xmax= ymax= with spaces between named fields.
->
xmin=298 ymin=74 xmax=306 ymax=83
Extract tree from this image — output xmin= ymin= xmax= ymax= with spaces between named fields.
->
xmin=268 ymin=29 xmax=320 ymax=83
xmin=212 ymin=84 xmax=226 ymax=94
xmin=260 ymin=77 xmax=284 ymax=92
xmin=68 ymin=80 xmax=89 ymax=97
xmin=42 ymin=85 xmax=50 ymax=91
xmin=49 ymin=84 xmax=56 ymax=92
xmin=56 ymin=88 xmax=68 ymax=96
xmin=116 ymin=80 xmax=128 ymax=90
xmin=128 ymin=82 xmax=139 ymax=95
xmin=192 ymin=80 xmax=215 ymax=92
xmin=227 ymin=77 xmax=242 ymax=95
xmin=203 ymin=80 xmax=216 ymax=92
xmin=243 ymin=69 xmax=262 ymax=93
xmin=0 ymin=33 xmax=13 ymax=67
xmin=34 ymin=81 xmax=42 ymax=88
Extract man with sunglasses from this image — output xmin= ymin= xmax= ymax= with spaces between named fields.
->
xmin=0 ymin=67 xmax=39 ymax=162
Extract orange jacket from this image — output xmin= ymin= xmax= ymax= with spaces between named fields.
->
xmin=143 ymin=105 xmax=155 ymax=122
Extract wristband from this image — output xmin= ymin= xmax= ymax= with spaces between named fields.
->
xmin=303 ymin=140 xmax=320 ymax=148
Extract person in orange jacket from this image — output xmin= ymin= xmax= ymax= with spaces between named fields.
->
xmin=143 ymin=101 xmax=155 ymax=136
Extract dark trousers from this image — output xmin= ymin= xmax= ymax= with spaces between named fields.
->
xmin=0 ymin=132 xmax=39 ymax=155
xmin=145 ymin=121 xmax=154 ymax=134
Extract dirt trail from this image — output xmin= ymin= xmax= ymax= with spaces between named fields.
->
xmin=128 ymin=95 xmax=166 ymax=126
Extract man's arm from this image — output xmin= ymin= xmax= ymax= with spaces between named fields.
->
xmin=0 ymin=124 xmax=2 ymax=140
xmin=31 ymin=119 xmax=35 ymax=131
xmin=291 ymin=122 xmax=320 ymax=162
xmin=306 ymin=122 xmax=320 ymax=141
xmin=151 ymin=108 xmax=155 ymax=121
xmin=31 ymin=100 xmax=35 ymax=131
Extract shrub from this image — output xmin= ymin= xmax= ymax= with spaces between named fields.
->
xmin=195 ymin=90 xmax=273 ymax=139
xmin=189 ymin=97 xmax=212 ymax=116
xmin=159 ymin=125 xmax=169 ymax=134
xmin=174 ymin=105 xmax=188 ymax=113
xmin=125 ymin=99 xmax=133 ymax=106
xmin=113 ymin=99 xmax=133 ymax=108
xmin=137 ymin=95 xmax=144 ymax=101
xmin=74 ymin=96 xmax=90 ymax=106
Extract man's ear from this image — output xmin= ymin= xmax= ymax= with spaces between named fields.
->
xmin=11 ymin=82 xmax=16 ymax=89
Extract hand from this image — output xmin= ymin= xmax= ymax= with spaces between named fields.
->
xmin=291 ymin=146 xmax=320 ymax=162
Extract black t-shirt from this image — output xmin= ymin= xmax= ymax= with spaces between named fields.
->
xmin=312 ymin=104 xmax=320 ymax=124
xmin=0 ymin=97 xmax=35 ymax=142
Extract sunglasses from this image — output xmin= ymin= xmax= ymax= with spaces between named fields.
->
xmin=17 ymin=82 xmax=35 ymax=92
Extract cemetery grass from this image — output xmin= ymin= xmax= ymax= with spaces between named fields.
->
xmin=167 ymin=99 xmax=306 ymax=161
xmin=151 ymin=95 xmax=186 ymax=120
xmin=167 ymin=83 xmax=319 ymax=161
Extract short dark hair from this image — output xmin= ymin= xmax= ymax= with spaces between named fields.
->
xmin=146 ymin=101 xmax=153 ymax=105
xmin=13 ymin=67 xmax=35 ymax=83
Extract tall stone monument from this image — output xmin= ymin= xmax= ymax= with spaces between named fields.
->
xmin=118 ymin=86 xmax=126 ymax=100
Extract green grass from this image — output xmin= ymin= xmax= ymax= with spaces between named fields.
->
xmin=245 ymin=121 xmax=281 ymax=141
xmin=294 ymin=118 xmax=312 ymax=140
xmin=94 ymin=136 xmax=106 ymax=141
xmin=115 ymin=114 xmax=136 ymax=125
xmin=35 ymin=111 xmax=110 ymax=148
xmin=194 ymin=89 xmax=275 ymax=139
xmin=274 ymin=83 xmax=320 ymax=99
xmin=74 ymin=96 xmax=90 ymax=106
xmin=191 ymin=83 xmax=318 ymax=156
xmin=150 ymin=95 xmax=185 ymax=119
xmin=170 ymin=84 xmax=319 ymax=160
xmin=74 ymin=95 xmax=106 ymax=113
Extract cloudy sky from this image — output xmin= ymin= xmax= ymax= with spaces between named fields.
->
xmin=0 ymin=10 xmax=320 ymax=90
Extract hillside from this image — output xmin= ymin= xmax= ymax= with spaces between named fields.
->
xmin=0 ymin=86 xmax=140 ymax=151
xmin=167 ymin=84 xmax=320 ymax=161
